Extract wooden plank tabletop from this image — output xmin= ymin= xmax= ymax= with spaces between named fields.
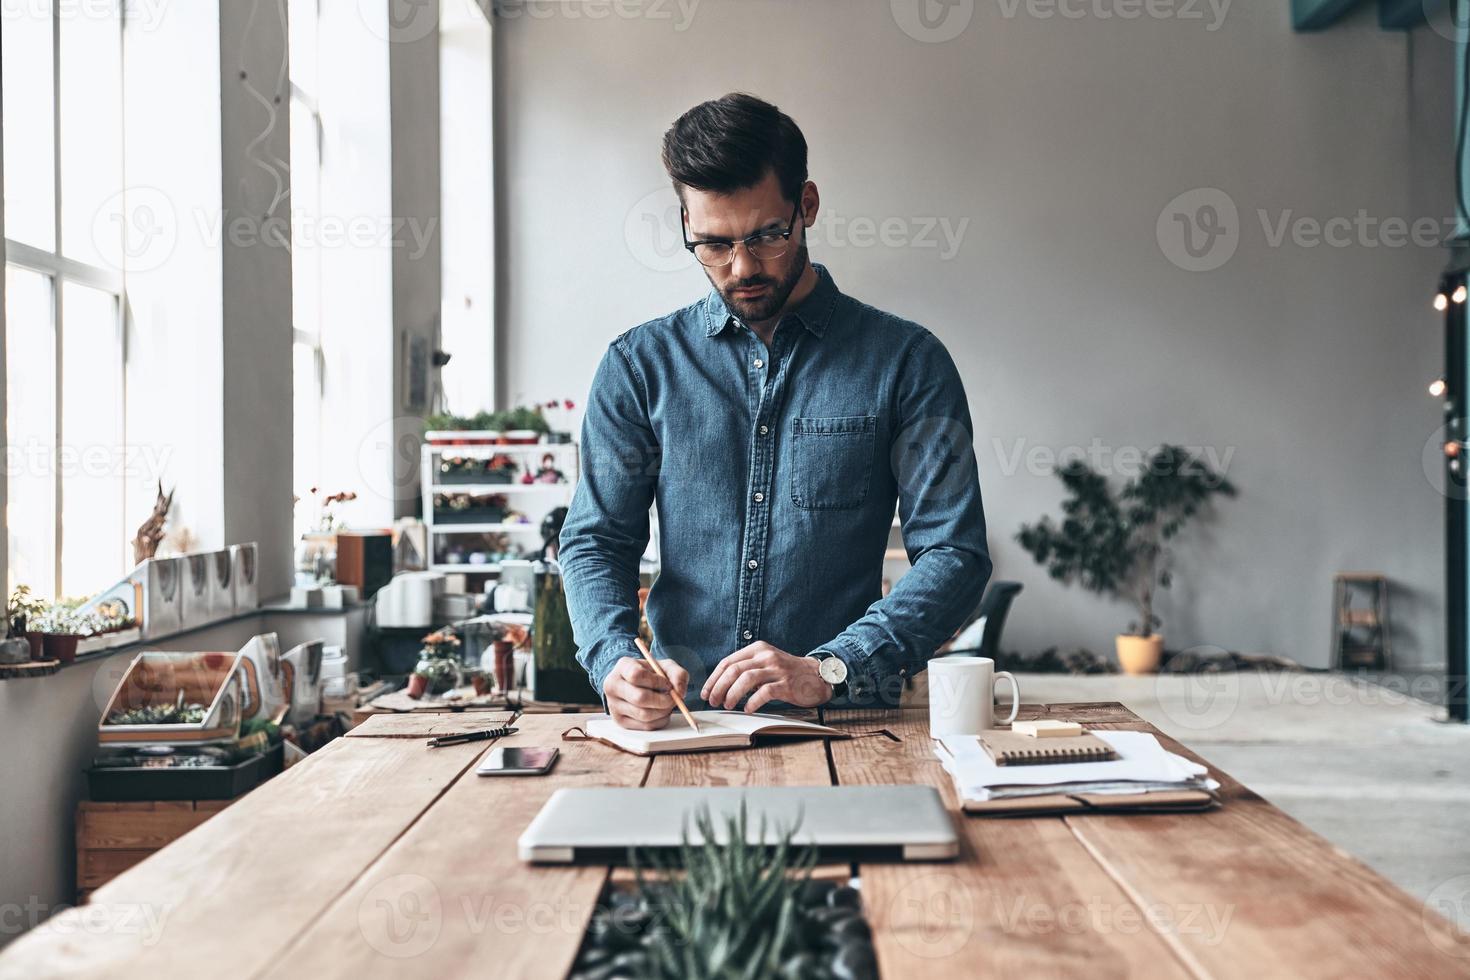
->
xmin=2 ymin=701 xmax=1468 ymax=979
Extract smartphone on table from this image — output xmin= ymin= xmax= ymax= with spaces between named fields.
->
xmin=476 ymin=746 xmax=558 ymax=776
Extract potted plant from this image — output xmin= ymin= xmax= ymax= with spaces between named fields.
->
xmin=30 ymin=605 xmax=87 ymax=665
xmin=9 ymin=585 xmax=49 ymax=660
xmin=494 ymin=405 xmax=550 ymax=444
xmin=408 ymin=628 xmax=463 ymax=699
xmin=1016 ymin=445 xmax=1235 ymax=675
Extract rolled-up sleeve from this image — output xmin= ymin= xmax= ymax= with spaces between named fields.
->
xmin=812 ymin=330 xmax=992 ymax=705
xmin=558 ymin=339 xmax=660 ymax=697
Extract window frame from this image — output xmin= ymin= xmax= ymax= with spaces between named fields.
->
xmin=3 ymin=0 xmax=128 ymax=598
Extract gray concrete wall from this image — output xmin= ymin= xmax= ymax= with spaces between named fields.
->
xmin=494 ymin=1 xmax=1454 ymax=669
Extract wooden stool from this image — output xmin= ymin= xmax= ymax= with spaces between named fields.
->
xmin=1331 ymin=572 xmax=1391 ymax=670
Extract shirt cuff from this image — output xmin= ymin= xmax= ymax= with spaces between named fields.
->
xmin=579 ymin=634 xmax=643 ymax=706
xmin=811 ymin=637 xmax=889 ymax=707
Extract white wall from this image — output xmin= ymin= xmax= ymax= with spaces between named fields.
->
xmin=493 ymin=1 xmax=1454 ymax=669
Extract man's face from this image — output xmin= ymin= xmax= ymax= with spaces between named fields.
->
xmin=681 ymin=170 xmax=815 ymax=325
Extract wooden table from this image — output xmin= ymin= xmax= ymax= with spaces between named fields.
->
xmin=3 ymin=702 xmax=1468 ymax=978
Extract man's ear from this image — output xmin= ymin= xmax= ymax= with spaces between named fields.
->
xmin=801 ymin=181 xmax=820 ymax=227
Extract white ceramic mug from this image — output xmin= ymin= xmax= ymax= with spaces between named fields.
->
xmin=927 ymin=656 xmax=1020 ymax=736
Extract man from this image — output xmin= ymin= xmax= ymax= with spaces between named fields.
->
xmin=560 ymin=93 xmax=990 ymax=730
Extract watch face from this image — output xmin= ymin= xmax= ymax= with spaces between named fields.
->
xmin=818 ymin=656 xmax=848 ymax=685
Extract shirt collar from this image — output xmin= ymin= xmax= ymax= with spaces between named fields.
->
xmin=702 ymin=263 xmax=841 ymax=339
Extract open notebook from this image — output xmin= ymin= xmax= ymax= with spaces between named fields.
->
xmin=581 ymin=711 xmax=845 ymax=756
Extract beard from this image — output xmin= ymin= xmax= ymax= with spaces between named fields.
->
xmin=713 ymin=244 xmax=809 ymax=324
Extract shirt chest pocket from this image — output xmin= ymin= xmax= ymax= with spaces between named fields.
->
xmin=790 ymin=415 xmax=878 ymax=510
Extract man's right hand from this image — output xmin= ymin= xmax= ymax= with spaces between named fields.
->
xmin=603 ymin=655 xmax=690 ymax=731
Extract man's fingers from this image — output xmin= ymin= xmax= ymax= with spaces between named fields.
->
xmin=659 ymin=660 xmax=690 ymax=700
xmin=617 ymin=657 xmax=671 ymax=692
xmin=700 ymin=645 xmax=763 ymax=701
xmin=721 ymin=667 xmax=781 ymax=710
xmin=609 ymin=676 xmax=674 ymax=711
xmin=744 ymin=682 xmax=786 ymax=714
xmin=612 ymin=705 xmax=671 ymax=731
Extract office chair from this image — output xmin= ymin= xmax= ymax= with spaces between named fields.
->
xmin=947 ymin=580 xmax=1024 ymax=660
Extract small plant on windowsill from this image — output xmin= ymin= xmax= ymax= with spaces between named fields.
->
xmin=8 ymin=585 xmax=47 ymax=639
xmin=1016 ymin=444 xmax=1236 ymax=675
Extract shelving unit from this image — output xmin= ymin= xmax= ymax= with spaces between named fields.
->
xmin=421 ymin=440 xmax=579 ymax=575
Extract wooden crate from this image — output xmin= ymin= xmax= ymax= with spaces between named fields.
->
xmin=76 ymin=800 xmax=232 ymax=898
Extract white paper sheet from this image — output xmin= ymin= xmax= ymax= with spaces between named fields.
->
xmin=938 ymin=730 xmax=1209 ymax=792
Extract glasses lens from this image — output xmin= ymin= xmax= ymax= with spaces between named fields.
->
xmin=747 ymin=234 xmax=790 ymax=261
xmin=693 ymin=243 xmax=734 ymax=267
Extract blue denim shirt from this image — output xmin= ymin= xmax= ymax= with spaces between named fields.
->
xmin=559 ymin=264 xmax=991 ymax=707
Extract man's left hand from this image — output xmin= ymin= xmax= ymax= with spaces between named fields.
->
xmin=701 ymin=642 xmax=832 ymax=712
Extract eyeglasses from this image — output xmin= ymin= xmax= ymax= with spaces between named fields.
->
xmin=681 ymin=201 xmax=803 ymax=268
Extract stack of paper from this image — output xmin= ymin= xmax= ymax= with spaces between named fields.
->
xmin=937 ymin=730 xmax=1219 ymax=804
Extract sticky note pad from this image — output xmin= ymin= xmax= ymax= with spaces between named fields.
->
xmin=1011 ymin=720 xmax=1084 ymax=739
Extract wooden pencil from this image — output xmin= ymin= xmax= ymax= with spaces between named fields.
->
xmin=634 ymin=636 xmax=699 ymax=733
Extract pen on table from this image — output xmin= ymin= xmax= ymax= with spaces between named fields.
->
xmin=426 ymin=725 xmax=518 ymax=748
xmin=634 ymin=636 xmax=700 ymax=733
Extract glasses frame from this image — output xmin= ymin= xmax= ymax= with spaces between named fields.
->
xmin=681 ymin=201 xmax=804 ymax=267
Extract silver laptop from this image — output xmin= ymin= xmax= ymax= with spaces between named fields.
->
xmin=518 ymin=785 xmax=958 ymax=863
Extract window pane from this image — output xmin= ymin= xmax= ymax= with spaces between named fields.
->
xmin=6 ymin=265 xmax=57 ymax=598
xmin=60 ymin=0 xmax=123 ymax=270
xmin=290 ymin=94 xmax=321 ymax=338
xmin=2 ymin=0 xmax=57 ymax=250
xmin=60 ymin=281 xmax=124 ymax=597
xmin=289 ymin=0 xmax=319 ymax=98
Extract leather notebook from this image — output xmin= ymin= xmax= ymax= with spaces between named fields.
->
xmin=980 ymin=730 xmax=1118 ymax=766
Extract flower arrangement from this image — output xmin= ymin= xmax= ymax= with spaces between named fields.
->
xmin=8 ymin=585 xmax=47 ymax=637
xmin=408 ymin=628 xmax=463 ymax=699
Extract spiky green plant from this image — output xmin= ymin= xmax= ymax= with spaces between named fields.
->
xmin=629 ymin=805 xmax=817 ymax=980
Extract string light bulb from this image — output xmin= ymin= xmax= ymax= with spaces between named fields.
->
xmin=1455 ymin=285 xmax=1467 ymax=304
xmin=1431 ymin=378 xmax=1448 ymax=397
xmin=1436 ymin=293 xmax=1450 ymax=311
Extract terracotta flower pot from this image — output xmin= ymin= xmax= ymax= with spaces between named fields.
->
xmin=43 ymin=633 xmax=80 ymax=665
xmin=25 ymin=632 xmax=44 ymax=661
xmin=1115 ymin=634 xmax=1164 ymax=675
xmin=406 ymin=673 xmax=429 ymax=699
xmin=470 ymin=672 xmax=493 ymax=697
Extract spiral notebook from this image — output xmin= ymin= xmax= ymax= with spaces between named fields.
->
xmin=980 ymin=730 xmax=1118 ymax=766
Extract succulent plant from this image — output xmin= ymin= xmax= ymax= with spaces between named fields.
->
xmin=107 ymin=690 xmax=209 ymax=726
xmin=568 ymin=805 xmax=879 ymax=980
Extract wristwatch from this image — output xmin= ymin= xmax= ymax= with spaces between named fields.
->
xmin=806 ymin=651 xmax=849 ymax=700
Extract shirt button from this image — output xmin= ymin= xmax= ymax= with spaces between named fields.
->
xmin=753 ymin=492 xmax=764 ymax=503
xmin=754 ymin=358 xmax=764 ymax=369
xmin=759 ymin=425 xmax=769 ymax=435
xmin=747 ymin=559 xmax=759 ymax=570
xmin=742 ymin=630 xmax=753 ymax=640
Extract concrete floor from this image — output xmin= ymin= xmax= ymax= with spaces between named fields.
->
xmin=1017 ymin=671 xmax=1470 ymax=927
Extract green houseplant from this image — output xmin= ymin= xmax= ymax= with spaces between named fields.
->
xmin=1016 ymin=445 xmax=1235 ymax=674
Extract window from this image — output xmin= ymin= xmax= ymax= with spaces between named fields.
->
xmin=439 ymin=0 xmax=495 ymax=416
xmin=3 ymin=0 xmax=127 ymax=599
xmin=289 ymin=0 xmax=324 ymax=537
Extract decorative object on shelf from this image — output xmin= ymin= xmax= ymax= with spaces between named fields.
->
xmin=568 ymin=807 xmax=878 ymax=980
xmin=30 ymin=606 xmax=86 ymax=664
xmin=541 ymin=507 xmax=569 ymax=562
xmin=0 ymin=637 xmax=31 ymax=665
xmin=9 ymin=585 xmax=48 ymax=659
xmin=132 ymin=481 xmax=175 ymax=564
xmin=541 ymin=399 xmax=577 ymax=443
xmin=180 ymin=553 xmax=214 ymax=631
xmin=1016 ymin=445 xmax=1235 ymax=675
xmin=433 ymin=492 xmax=509 ymax=524
xmin=231 ymin=542 xmax=260 ymax=613
xmin=280 ymin=640 xmax=326 ymax=727
xmin=210 ymin=550 xmax=235 ymax=620
xmin=532 ymin=452 xmax=566 ymax=484
xmin=235 ymin=633 xmax=287 ymax=724
xmin=408 ymin=628 xmax=464 ymax=700
xmin=425 ymin=406 xmax=552 ymax=445
xmin=97 ymin=649 xmax=250 ymax=747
